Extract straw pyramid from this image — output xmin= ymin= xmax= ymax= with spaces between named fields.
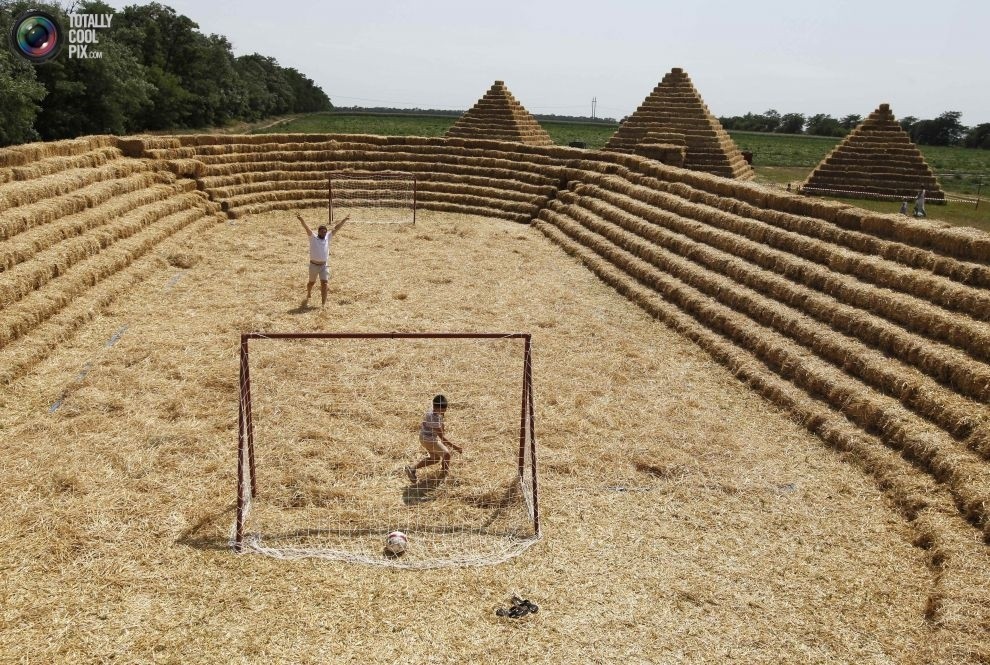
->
xmin=801 ymin=104 xmax=944 ymax=203
xmin=445 ymin=81 xmax=554 ymax=146
xmin=605 ymin=68 xmax=754 ymax=180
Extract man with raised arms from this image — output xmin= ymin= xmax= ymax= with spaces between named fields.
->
xmin=297 ymin=213 xmax=349 ymax=308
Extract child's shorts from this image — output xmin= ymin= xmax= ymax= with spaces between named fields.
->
xmin=420 ymin=436 xmax=450 ymax=460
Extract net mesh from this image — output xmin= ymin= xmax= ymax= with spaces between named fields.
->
xmin=233 ymin=334 xmax=539 ymax=568
xmin=328 ymin=171 xmax=416 ymax=225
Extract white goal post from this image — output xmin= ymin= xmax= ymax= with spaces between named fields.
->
xmin=233 ymin=332 xmax=540 ymax=568
xmin=327 ymin=170 xmax=417 ymax=225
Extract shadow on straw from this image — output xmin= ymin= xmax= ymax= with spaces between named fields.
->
xmin=402 ymin=475 xmax=446 ymax=506
xmin=287 ymin=303 xmax=313 ymax=315
xmin=175 ymin=503 xmax=237 ymax=551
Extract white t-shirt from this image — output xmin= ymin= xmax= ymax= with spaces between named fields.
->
xmin=420 ymin=410 xmax=444 ymax=443
xmin=309 ymin=232 xmax=331 ymax=262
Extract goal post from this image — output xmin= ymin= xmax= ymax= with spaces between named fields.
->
xmin=233 ymin=332 xmax=540 ymax=568
xmin=327 ymin=171 xmax=417 ymax=225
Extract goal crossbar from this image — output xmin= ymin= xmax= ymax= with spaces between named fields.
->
xmin=233 ymin=331 xmax=541 ymax=565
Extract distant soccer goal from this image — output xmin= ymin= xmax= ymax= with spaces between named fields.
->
xmin=233 ymin=332 xmax=540 ymax=568
xmin=327 ymin=171 xmax=417 ymax=225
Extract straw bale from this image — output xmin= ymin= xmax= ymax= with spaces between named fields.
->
xmin=0 ymin=137 xmax=116 ymax=168
xmin=417 ymin=200 xmax=530 ymax=223
xmin=0 ymin=171 xmax=166 ymax=241
xmin=576 ymin=182 xmax=990 ymax=403
xmin=415 ymin=181 xmax=546 ymax=205
xmin=591 ymin=173 xmax=990 ymax=323
xmin=0 ymin=211 xmax=220 ymax=384
xmin=0 ymin=193 xmax=208 ymax=309
xmin=228 ymin=199 xmax=328 ymax=218
xmin=0 ymin=160 xmax=153 ymax=213
xmin=417 ymin=191 xmax=536 ymax=216
xmin=196 ymin=154 xmax=559 ymax=186
xmin=0 ymin=182 xmax=180 ymax=271
xmin=212 ymin=179 xmax=326 ymax=199
xmin=538 ymin=204 xmax=990 ymax=525
xmin=559 ymin=195 xmax=985 ymax=434
xmin=0 ymin=199 xmax=213 ymax=349
xmin=10 ymin=148 xmax=122 ymax=181
xmin=224 ymin=189 xmax=328 ymax=209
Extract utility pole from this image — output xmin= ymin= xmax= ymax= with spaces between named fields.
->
xmin=591 ymin=97 xmax=597 ymax=120
xmin=976 ymin=178 xmax=982 ymax=210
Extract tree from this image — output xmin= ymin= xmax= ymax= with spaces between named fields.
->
xmin=0 ymin=0 xmax=334 ymax=142
xmin=0 ymin=49 xmax=46 ymax=145
xmin=899 ymin=116 xmax=918 ymax=134
xmin=910 ymin=111 xmax=966 ymax=146
xmin=234 ymin=54 xmax=295 ymax=119
xmin=840 ymin=114 xmax=862 ymax=131
xmin=963 ymin=123 xmax=990 ymax=150
xmin=283 ymin=68 xmax=332 ymax=113
xmin=758 ymin=109 xmax=781 ymax=133
xmin=2 ymin=0 xmax=153 ymax=139
xmin=805 ymin=114 xmax=845 ymax=137
xmin=776 ymin=113 xmax=805 ymax=134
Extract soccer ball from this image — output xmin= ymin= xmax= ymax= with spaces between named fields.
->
xmin=384 ymin=531 xmax=408 ymax=556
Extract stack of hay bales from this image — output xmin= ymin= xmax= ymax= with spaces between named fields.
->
xmin=128 ymin=133 xmax=566 ymax=221
xmin=605 ymin=67 xmax=754 ymax=180
xmin=535 ymin=155 xmax=990 ymax=551
xmin=444 ymin=81 xmax=555 ymax=146
xmin=801 ymin=103 xmax=945 ymax=203
xmin=0 ymin=136 xmax=224 ymax=384
xmin=631 ymin=131 xmax=687 ymax=167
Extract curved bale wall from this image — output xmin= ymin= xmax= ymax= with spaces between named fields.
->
xmin=121 ymin=134 xmax=570 ymax=222
xmin=4 ymin=132 xmax=990 ymax=654
xmin=0 ymin=135 xmax=226 ymax=385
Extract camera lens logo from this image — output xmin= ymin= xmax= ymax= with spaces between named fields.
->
xmin=9 ymin=10 xmax=63 ymax=63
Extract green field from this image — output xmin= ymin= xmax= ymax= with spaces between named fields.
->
xmin=253 ymin=112 xmax=620 ymax=149
xmin=254 ymin=113 xmax=990 ymax=231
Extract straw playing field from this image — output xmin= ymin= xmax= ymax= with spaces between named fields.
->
xmin=2 ymin=131 xmax=990 ymax=663
xmin=0 ymin=209 xmax=982 ymax=662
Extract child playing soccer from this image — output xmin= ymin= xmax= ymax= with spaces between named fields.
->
xmin=406 ymin=394 xmax=462 ymax=481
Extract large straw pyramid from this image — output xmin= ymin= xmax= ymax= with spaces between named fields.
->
xmin=445 ymin=81 xmax=554 ymax=146
xmin=605 ymin=68 xmax=754 ymax=180
xmin=801 ymin=103 xmax=945 ymax=203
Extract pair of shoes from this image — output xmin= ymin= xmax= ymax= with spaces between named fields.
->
xmin=496 ymin=596 xmax=539 ymax=618
xmin=405 ymin=466 xmax=416 ymax=482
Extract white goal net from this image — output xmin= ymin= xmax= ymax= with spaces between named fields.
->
xmin=328 ymin=171 xmax=417 ymax=225
xmin=233 ymin=332 xmax=540 ymax=568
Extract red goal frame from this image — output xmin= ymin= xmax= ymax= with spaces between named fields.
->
xmin=327 ymin=171 xmax=418 ymax=225
xmin=233 ymin=331 xmax=539 ymax=552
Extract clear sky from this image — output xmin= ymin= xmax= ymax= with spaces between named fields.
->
xmin=106 ymin=0 xmax=990 ymax=124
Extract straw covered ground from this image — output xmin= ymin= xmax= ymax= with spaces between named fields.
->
xmin=0 ymin=210 xmax=983 ymax=662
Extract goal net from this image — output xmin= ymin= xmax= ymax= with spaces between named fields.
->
xmin=233 ymin=332 xmax=540 ymax=568
xmin=328 ymin=171 xmax=417 ymax=225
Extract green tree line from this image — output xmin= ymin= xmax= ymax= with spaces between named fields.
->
xmin=719 ymin=109 xmax=990 ymax=149
xmin=0 ymin=1 xmax=331 ymax=145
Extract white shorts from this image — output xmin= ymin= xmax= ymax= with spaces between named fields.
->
xmin=308 ymin=262 xmax=330 ymax=282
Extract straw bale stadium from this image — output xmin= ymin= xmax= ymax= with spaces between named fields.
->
xmin=2 ymin=81 xmax=990 ymax=663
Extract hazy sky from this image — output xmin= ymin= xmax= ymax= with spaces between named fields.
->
xmin=106 ymin=0 xmax=990 ymax=124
